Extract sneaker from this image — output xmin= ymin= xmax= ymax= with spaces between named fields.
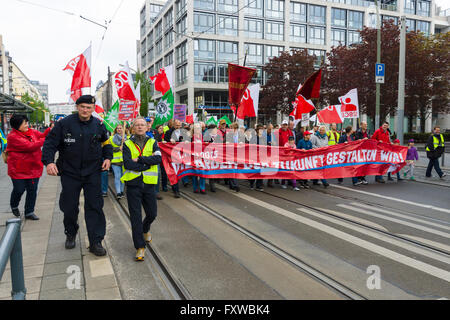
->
xmin=89 ymin=242 xmax=107 ymax=256
xmin=403 ymin=172 xmax=407 ymax=178
xmin=281 ymin=185 xmax=287 ymax=189
xmin=135 ymin=248 xmax=145 ymax=261
xmin=200 ymin=190 xmax=206 ymax=194
xmin=312 ymin=181 xmax=320 ymax=185
xmin=353 ymin=181 xmax=362 ymax=186
xmin=410 ymin=176 xmax=415 ymax=181
xmin=65 ymin=234 xmax=76 ymax=249
xmin=303 ymin=183 xmax=310 ymax=189
xmin=323 ymin=182 xmax=330 ymax=188
xmin=361 ymin=179 xmax=368 ymax=185
xmin=144 ymin=232 xmax=152 ymax=243
xmin=25 ymin=213 xmax=39 ymax=220
xmin=293 ymin=187 xmax=300 ymax=191
xmin=11 ymin=207 xmax=20 ymax=217
xmin=440 ymin=173 xmax=447 ymax=179
xmin=256 ymin=187 xmax=264 ymax=192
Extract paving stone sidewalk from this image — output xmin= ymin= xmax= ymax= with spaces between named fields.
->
xmin=0 ymin=162 xmax=121 ymax=300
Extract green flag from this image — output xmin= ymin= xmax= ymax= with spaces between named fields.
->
xmin=219 ymin=115 xmax=232 ymax=125
xmin=206 ymin=117 xmax=217 ymax=126
xmin=153 ymin=88 xmax=174 ymax=128
xmin=103 ymin=100 xmax=120 ymax=133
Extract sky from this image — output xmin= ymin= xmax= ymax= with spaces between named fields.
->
xmin=0 ymin=0 xmax=449 ymax=104
xmin=0 ymin=0 xmax=143 ymax=103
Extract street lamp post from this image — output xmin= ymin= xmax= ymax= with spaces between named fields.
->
xmin=374 ymin=0 xmax=381 ymax=131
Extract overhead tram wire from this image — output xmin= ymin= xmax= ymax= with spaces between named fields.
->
xmin=95 ymin=0 xmax=125 ymax=62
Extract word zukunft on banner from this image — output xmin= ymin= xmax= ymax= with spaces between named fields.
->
xmin=159 ymin=140 xmax=408 ymax=185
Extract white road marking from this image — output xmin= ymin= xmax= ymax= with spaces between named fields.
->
xmin=348 ymin=202 xmax=450 ymax=231
xmin=301 ymin=207 xmax=450 ymax=265
xmin=337 ymin=204 xmax=450 ymax=238
xmin=330 ymin=184 xmax=450 ymax=214
xmin=215 ymin=185 xmax=450 ymax=282
xmin=397 ymin=235 xmax=450 ymax=253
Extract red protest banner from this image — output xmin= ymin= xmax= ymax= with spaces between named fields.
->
xmin=118 ymin=100 xmax=137 ymax=121
xmin=159 ymin=140 xmax=407 ymax=185
xmin=228 ymin=63 xmax=256 ymax=106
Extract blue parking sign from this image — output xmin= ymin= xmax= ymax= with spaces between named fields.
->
xmin=375 ymin=63 xmax=385 ymax=77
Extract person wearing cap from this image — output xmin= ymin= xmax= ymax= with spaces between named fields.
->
xmin=42 ymin=95 xmax=113 ymax=256
xmin=387 ymin=139 xmax=404 ymax=181
xmin=278 ymin=120 xmax=295 ymax=148
xmin=6 ymin=114 xmax=51 ymax=220
xmin=404 ymin=139 xmax=418 ymax=180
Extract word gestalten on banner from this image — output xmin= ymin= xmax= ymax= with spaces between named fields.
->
xmin=159 ymin=139 xmax=407 ymax=184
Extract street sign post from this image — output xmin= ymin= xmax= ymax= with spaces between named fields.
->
xmin=375 ymin=63 xmax=385 ymax=84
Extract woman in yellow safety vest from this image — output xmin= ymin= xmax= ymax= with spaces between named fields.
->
xmin=121 ymin=117 xmax=162 ymax=261
xmin=109 ymin=124 xmax=126 ymax=199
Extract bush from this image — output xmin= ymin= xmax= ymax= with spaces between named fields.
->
xmin=404 ymin=132 xmax=450 ymax=143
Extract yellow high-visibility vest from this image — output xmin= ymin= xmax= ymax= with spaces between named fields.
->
xmin=120 ymin=138 xmax=159 ymax=184
xmin=109 ymin=136 xmax=123 ymax=164
xmin=426 ymin=134 xmax=444 ymax=151
xmin=327 ymin=130 xmax=340 ymax=146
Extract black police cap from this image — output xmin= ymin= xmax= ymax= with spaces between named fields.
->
xmin=76 ymin=95 xmax=96 ymax=105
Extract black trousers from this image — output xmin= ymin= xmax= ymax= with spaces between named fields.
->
xmin=426 ymin=158 xmax=443 ymax=177
xmin=10 ymin=178 xmax=40 ymax=216
xmin=59 ymin=173 xmax=106 ymax=246
xmin=126 ymin=183 xmax=157 ymax=249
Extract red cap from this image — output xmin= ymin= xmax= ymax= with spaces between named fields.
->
xmin=393 ymin=139 xmax=400 ymax=143
xmin=304 ymin=131 xmax=312 ymax=135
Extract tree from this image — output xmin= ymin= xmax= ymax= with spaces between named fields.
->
xmin=21 ymin=92 xmax=48 ymax=124
xmin=324 ymin=21 xmax=450 ymax=132
xmin=134 ymin=70 xmax=155 ymax=117
xmin=260 ymin=49 xmax=316 ymax=116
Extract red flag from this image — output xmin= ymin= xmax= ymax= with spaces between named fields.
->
xmin=297 ymin=69 xmax=322 ymax=100
xmin=64 ymin=46 xmax=91 ymax=103
xmin=290 ymin=94 xmax=315 ymax=120
xmin=237 ymin=84 xmax=260 ymax=120
xmin=186 ymin=114 xmax=194 ymax=124
xmin=228 ymin=63 xmax=256 ymax=106
xmin=115 ymin=62 xmax=140 ymax=121
xmin=150 ymin=68 xmax=171 ymax=95
xmin=317 ymin=105 xmax=343 ymax=124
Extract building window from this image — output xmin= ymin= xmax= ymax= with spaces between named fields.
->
xmin=177 ymin=64 xmax=188 ymax=85
xmin=147 ymin=32 xmax=153 ymax=46
xmin=164 ymin=9 xmax=173 ymax=31
xmin=155 ymin=21 xmax=163 ymax=40
xmin=176 ymin=0 xmax=187 ymax=19
xmin=404 ymin=0 xmax=416 ymax=14
xmin=331 ymin=8 xmax=346 ymax=28
xmin=194 ymin=0 xmax=215 ymax=11
xmin=348 ymin=11 xmax=363 ymax=30
xmin=405 ymin=18 xmax=416 ymax=32
xmin=416 ymin=20 xmax=430 ymax=35
xmin=194 ymin=39 xmax=216 ymax=61
xmin=382 ymin=15 xmax=398 ymax=25
xmin=244 ymin=18 xmax=263 ymax=39
xmin=194 ymin=63 xmax=216 ymax=82
xmin=245 ymin=0 xmax=263 ymax=17
xmin=155 ymin=59 xmax=163 ymax=73
xmin=217 ymin=65 xmax=228 ymax=83
xmin=417 ymin=1 xmax=430 ymax=17
xmin=150 ymin=4 xmax=162 ymax=19
xmin=309 ymin=49 xmax=325 ymax=69
xmin=194 ymin=13 xmax=215 ymax=34
xmin=265 ymin=45 xmax=284 ymax=63
xmin=155 ymin=39 xmax=163 ymax=57
xmin=245 ymin=43 xmax=264 ymax=65
xmin=141 ymin=39 xmax=147 ymax=54
xmin=148 ymin=46 xmax=154 ymax=63
xmin=290 ymin=24 xmax=306 ymax=43
xmin=308 ymin=5 xmax=325 ymax=25
xmin=266 ymin=0 xmax=284 ymax=19
xmin=348 ymin=30 xmax=361 ymax=46
xmin=250 ymin=66 xmax=263 ymax=84
xmin=331 ymin=29 xmax=346 ymax=47
xmin=176 ymin=41 xmax=187 ymax=65
xmin=176 ymin=15 xmax=187 ymax=39
xmin=164 ymin=30 xmax=174 ymax=49
xmin=290 ymin=2 xmax=306 ymax=23
xmin=218 ymin=0 xmax=238 ymax=13
xmin=218 ymin=41 xmax=238 ymax=62
xmin=165 ymin=52 xmax=173 ymax=66
xmin=218 ymin=16 xmax=238 ymax=36
xmin=265 ymin=21 xmax=284 ymax=41
xmin=309 ymin=26 xmax=325 ymax=45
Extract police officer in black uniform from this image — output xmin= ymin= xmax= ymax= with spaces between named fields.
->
xmin=42 ymin=95 xmax=113 ymax=256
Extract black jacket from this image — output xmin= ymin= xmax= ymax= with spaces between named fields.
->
xmin=426 ymin=134 xmax=445 ymax=159
xmin=42 ymin=114 xmax=112 ymax=178
xmin=354 ymin=128 xmax=370 ymax=141
xmin=122 ymin=135 xmax=162 ymax=186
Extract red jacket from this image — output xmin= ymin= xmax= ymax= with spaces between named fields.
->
xmin=278 ymin=129 xmax=294 ymax=147
xmin=371 ymin=127 xmax=391 ymax=144
xmin=6 ymin=128 xmax=50 ymax=179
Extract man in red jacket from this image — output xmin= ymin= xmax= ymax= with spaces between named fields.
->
xmin=6 ymin=114 xmax=51 ymax=219
xmin=278 ymin=120 xmax=294 ymax=147
xmin=371 ymin=121 xmax=391 ymax=183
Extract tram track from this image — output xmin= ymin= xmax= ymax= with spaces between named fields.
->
xmin=179 ymin=189 xmax=367 ymax=300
